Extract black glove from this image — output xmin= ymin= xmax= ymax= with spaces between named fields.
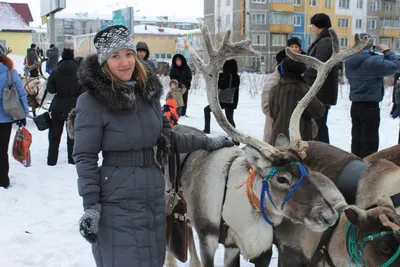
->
xmin=15 ymin=118 xmax=26 ymax=127
xmin=79 ymin=204 xmax=101 ymax=244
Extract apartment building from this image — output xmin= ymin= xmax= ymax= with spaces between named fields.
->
xmin=366 ymin=0 xmax=400 ymax=51
xmin=204 ymin=0 xmax=369 ymax=72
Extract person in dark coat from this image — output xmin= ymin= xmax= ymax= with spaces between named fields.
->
xmin=169 ymin=53 xmax=192 ymax=116
xmin=345 ymin=35 xmax=400 ymax=158
xmin=136 ymin=41 xmax=156 ymax=73
xmin=269 ymin=56 xmax=325 ymax=146
xmin=275 ymin=37 xmax=306 ymax=66
xmin=68 ymin=25 xmax=234 ymax=267
xmin=46 ymin=48 xmax=83 ymax=166
xmin=46 ymin=44 xmax=59 ymax=73
xmin=303 ymin=13 xmax=339 ymax=144
xmin=26 ymin=44 xmax=39 ymax=77
xmin=392 ymin=71 xmax=400 ymax=143
xmin=0 ymin=44 xmax=29 ymax=189
xmin=203 ymin=59 xmax=240 ymax=134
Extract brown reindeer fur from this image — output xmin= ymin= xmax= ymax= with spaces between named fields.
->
xmin=364 ymin=144 xmax=400 ymax=167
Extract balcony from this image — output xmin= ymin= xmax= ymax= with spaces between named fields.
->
xmin=378 ymin=28 xmax=400 ymax=37
xmin=379 ymin=10 xmax=400 ymax=18
xmin=269 ymin=24 xmax=294 ymax=33
xmin=269 ymin=0 xmax=294 ymax=12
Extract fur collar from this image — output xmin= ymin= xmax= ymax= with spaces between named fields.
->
xmin=77 ymin=54 xmax=163 ymax=111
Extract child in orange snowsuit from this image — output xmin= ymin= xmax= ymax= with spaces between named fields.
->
xmin=162 ymin=93 xmax=180 ymax=127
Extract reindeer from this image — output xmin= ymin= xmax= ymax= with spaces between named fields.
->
xmin=164 ymin=25 xmax=371 ymax=267
xmin=364 ymin=144 xmax=400 ymax=167
xmin=256 ymin=30 xmax=400 ymax=266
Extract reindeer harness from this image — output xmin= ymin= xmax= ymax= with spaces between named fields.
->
xmin=235 ymin=162 xmax=308 ymax=227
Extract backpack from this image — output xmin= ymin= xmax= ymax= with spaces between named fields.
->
xmin=3 ymin=70 xmax=25 ymax=120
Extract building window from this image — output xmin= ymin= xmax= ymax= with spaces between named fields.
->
xmin=325 ymin=0 xmax=332 ymax=8
xmin=382 ymin=2 xmax=392 ymax=11
xmin=339 ymin=38 xmax=348 ymax=48
xmin=252 ymin=0 xmax=266 ymax=3
xmin=339 ymin=0 xmax=349 ymax=8
xmin=294 ymin=0 xmax=301 ymax=6
xmin=380 ymin=38 xmax=391 ymax=46
xmin=226 ymin=0 xmax=231 ymax=5
xmin=380 ymin=18 xmax=400 ymax=28
xmin=270 ymin=12 xmax=292 ymax=24
xmin=252 ymin=34 xmax=266 ymax=46
xmin=293 ymin=15 xmax=301 ymax=26
xmin=252 ymin=13 xmax=266 ymax=25
xmin=368 ymin=19 xmax=377 ymax=29
xmin=338 ymin=18 xmax=349 ymax=28
xmin=396 ymin=39 xmax=400 ymax=49
xmin=271 ymin=34 xmax=286 ymax=46
xmin=369 ymin=1 xmax=378 ymax=11
xmin=357 ymin=0 xmax=363 ymax=9
xmin=309 ymin=0 xmax=316 ymax=7
xmin=355 ymin=19 xmax=362 ymax=29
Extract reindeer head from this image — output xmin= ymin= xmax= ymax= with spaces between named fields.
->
xmin=188 ymin=26 xmax=372 ymax=232
xmin=345 ymin=197 xmax=400 ymax=267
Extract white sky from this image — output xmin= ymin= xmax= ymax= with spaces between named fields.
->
xmin=9 ymin=0 xmax=204 ymax=26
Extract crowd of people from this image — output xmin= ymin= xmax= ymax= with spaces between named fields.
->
xmin=0 ymin=14 xmax=400 ymax=266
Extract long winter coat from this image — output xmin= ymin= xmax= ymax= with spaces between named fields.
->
xmin=0 ymin=60 xmax=29 ymax=122
xmin=46 ymin=47 xmax=59 ymax=71
xmin=26 ymin=48 xmax=38 ymax=66
xmin=303 ymin=29 xmax=339 ymax=106
xmin=261 ymin=66 xmax=280 ymax=142
xmin=72 ymin=54 xmax=212 ymax=267
xmin=169 ymin=54 xmax=192 ymax=90
xmin=47 ymin=59 xmax=83 ymax=113
xmin=269 ymin=75 xmax=325 ymax=145
xmin=218 ymin=72 xmax=240 ymax=109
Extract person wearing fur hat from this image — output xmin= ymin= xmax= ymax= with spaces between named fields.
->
xmin=261 ymin=37 xmax=305 ymax=143
xmin=303 ymin=13 xmax=339 ymax=144
xmin=46 ymin=48 xmax=83 ymax=166
xmin=0 ymin=44 xmax=29 ymax=188
xmin=269 ymin=56 xmax=325 ymax=145
xmin=168 ymin=79 xmax=186 ymax=115
xmin=68 ymin=25 xmax=234 ymax=267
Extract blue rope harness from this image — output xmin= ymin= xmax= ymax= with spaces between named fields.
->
xmin=259 ymin=161 xmax=308 ymax=226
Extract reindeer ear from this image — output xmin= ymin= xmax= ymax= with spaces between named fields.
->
xmin=345 ymin=206 xmax=367 ymax=225
xmin=243 ymin=145 xmax=272 ymax=177
xmin=275 ymin=134 xmax=290 ymax=149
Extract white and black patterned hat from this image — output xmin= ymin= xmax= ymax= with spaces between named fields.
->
xmin=93 ymin=25 xmax=136 ymax=66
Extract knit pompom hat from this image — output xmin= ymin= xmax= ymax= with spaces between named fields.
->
xmin=93 ymin=25 xmax=136 ymax=66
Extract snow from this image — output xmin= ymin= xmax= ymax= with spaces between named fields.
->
xmin=0 ymin=74 xmax=398 ymax=267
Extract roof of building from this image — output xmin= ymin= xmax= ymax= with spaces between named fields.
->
xmin=7 ymin=2 xmax=33 ymax=25
xmin=133 ymin=24 xmax=193 ymax=35
xmin=0 ymin=2 xmax=31 ymax=31
xmin=55 ymin=12 xmax=200 ymax=24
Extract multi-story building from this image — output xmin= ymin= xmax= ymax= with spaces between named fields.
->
xmin=53 ymin=12 xmax=200 ymax=51
xmin=366 ymin=0 xmax=400 ymax=52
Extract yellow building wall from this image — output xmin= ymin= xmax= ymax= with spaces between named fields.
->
xmin=304 ymin=0 xmax=336 ymax=33
xmin=132 ymin=35 xmax=176 ymax=55
xmin=0 ymin=31 xmax=32 ymax=56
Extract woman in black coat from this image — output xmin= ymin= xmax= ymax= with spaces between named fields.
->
xmin=169 ymin=54 xmax=192 ymax=116
xmin=203 ymin=59 xmax=240 ymax=134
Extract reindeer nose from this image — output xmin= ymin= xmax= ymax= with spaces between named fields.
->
xmin=320 ymin=209 xmax=339 ymax=226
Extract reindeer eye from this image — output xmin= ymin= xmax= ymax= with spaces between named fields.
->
xmin=377 ymin=241 xmax=393 ymax=255
xmin=277 ymin=176 xmax=289 ymax=184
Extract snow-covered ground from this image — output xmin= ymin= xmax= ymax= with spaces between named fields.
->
xmin=0 ymin=66 xmax=398 ymax=266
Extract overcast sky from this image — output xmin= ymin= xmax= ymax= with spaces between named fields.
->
xmin=9 ymin=0 xmax=204 ymax=26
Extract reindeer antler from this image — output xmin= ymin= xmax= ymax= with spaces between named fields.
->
xmin=190 ymin=25 xmax=280 ymax=157
xmin=287 ymin=29 xmax=373 ymax=158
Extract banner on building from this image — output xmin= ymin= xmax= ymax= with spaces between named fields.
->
xmin=112 ymin=7 xmax=135 ymax=34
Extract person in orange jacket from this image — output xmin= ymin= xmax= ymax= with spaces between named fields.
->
xmin=162 ymin=93 xmax=180 ymax=127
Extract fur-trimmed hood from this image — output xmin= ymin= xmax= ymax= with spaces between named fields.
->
xmin=77 ymin=54 xmax=163 ymax=112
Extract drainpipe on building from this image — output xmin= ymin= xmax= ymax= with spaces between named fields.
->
xmin=245 ymin=0 xmax=250 ymax=68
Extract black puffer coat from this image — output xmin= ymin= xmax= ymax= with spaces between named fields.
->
xmin=169 ymin=54 xmax=192 ymax=89
xmin=46 ymin=59 xmax=83 ymax=113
